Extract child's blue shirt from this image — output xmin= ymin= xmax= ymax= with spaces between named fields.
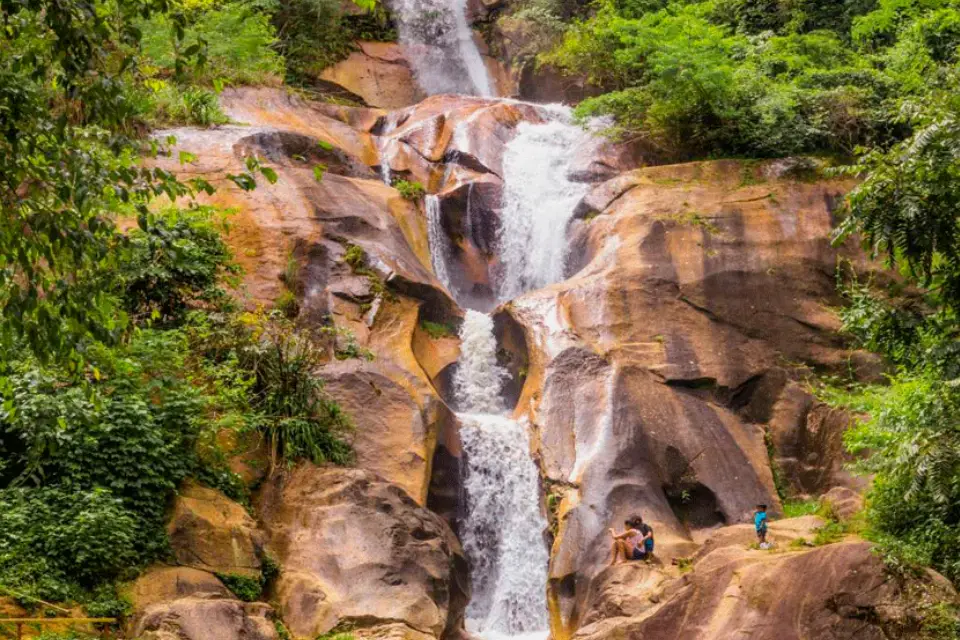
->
xmin=754 ymin=511 xmax=768 ymax=531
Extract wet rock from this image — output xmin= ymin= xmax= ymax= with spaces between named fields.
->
xmin=501 ymin=159 xmax=880 ymax=636
xmin=256 ymin=466 xmax=470 ymax=639
xmin=167 ymin=482 xmax=263 ymax=578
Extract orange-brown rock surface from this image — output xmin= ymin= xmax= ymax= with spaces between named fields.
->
xmin=492 ymin=159 xmax=884 ymax=635
xmin=167 ymin=482 xmax=263 ymax=578
xmin=256 ymin=466 xmax=470 ymax=639
xmin=573 ymin=539 xmax=955 ymax=640
xmin=133 ymin=594 xmax=279 ymax=640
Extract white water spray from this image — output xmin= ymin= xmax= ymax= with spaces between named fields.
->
xmin=495 ymin=107 xmax=592 ymax=301
xmin=387 ymin=0 xmax=492 ymax=96
xmin=453 ymin=311 xmax=549 ymax=640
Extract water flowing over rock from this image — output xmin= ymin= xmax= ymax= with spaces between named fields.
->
xmin=147 ymin=85 xmax=959 ymax=640
xmin=494 ymin=110 xmax=592 ymax=301
xmin=388 ymin=0 xmax=493 ymax=96
xmin=450 ymin=311 xmax=550 ymax=639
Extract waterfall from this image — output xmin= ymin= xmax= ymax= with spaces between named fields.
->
xmin=453 ymin=311 xmax=549 ymax=640
xmin=495 ymin=108 xmax=592 ymax=302
xmin=426 ymin=194 xmax=454 ymax=295
xmin=387 ymin=0 xmax=492 ymax=96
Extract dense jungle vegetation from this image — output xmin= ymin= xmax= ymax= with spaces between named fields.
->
xmin=1 ymin=0 xmax=960 ymax=630
xmin=0 ymin=0 xmax=362 ymax=620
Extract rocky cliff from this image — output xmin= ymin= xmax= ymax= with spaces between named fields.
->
xmin=132 ymin=86 xmax=954 ymax=640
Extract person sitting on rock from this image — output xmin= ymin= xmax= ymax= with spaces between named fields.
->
xmin=608 ymin=516 xmax=654 ymax=565
xmin=754 ymin=504 xmax=769 ymax=547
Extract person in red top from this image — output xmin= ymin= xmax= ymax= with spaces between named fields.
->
xmin=608 ymin=516 xmax=654 ymax=565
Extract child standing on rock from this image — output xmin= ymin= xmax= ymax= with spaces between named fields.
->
xmin=754 ymin=504 xmax=769 ymax=549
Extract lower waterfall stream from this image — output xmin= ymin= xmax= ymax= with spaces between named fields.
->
xmin=455 ymin=311 xmax=550 ymax=640
xmin=429 ymin=110 xmax=588 ymax=640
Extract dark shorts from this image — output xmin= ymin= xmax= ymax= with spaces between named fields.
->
xmin=757 ymin=526 xmax=768 ymax=537
xmin=631 ymin=547 xmax=647 ymax=560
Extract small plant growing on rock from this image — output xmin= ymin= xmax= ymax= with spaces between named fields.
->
xmin=393 ymin=179 xmax=425 ymax=200
xmin=216 ymin=572 xmax=263 ymax=602
xmin=420 ymin=320 xmax=456 ymax=339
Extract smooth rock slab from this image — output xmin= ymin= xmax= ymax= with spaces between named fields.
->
xmin=256 ymin=466 xmax=470 ymax=639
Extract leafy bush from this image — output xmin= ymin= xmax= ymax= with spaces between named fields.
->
xmin=139 ymin=2 xmax=285 ymax=86
xmin=844 ymin=375 xmax=960 ymax=582
xmin=216 ymin=572 xmax=263 ymax=601
xmin=545 ymin=0 xmax=960 ymax=159
xmin=393 ymin=179 xmax=426 ymax=200
xmin=264 ymin=0 xmax=396 ymax=83
xmin=420 ymin=321 xmax=456 ymax=339
xmin=120 ymin=207 xmax=240 ymax=326
xmin=141 ymin=83 xmax=231 ymax=126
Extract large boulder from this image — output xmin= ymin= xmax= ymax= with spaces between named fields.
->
xmin=167 ymin=482 xmax=263 ymax=578
xmin=320 ymin=42 xmax=425 ymax=109
xmin=496 ymin=159 xmax=884 ymax=636
xmin=127 ymin=566 xmax=232 ymax=612
xmin=133 ymin=594 xmax=278 ymax=640
xmin=574 ymin=541 xmax=957 ymax=640
xmin=256 ymin=466 xmax=470 ymax=639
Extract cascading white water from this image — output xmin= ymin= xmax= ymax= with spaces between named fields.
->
xmin=454 ymin=311 xmax=549 ymax=640
xmin=495 ymin=107 xmax=592 ymax=302
xmin=387 ymin=0 xmax=492 ymax=96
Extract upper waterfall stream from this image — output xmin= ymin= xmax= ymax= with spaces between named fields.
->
xmin=388 ymin=0 xmax=492 ymax=96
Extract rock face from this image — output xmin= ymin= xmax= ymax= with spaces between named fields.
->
xmin=156 ymin=88 xmax=463 ymax=506
xmin=134 ymin=594 xmax=278 ymax=640
xmin=167 ymin=482 xmax=263 ymax=578
xmin=127 ymin=566 xmax=233 ymax=612
xmin=574 ymin=540 xmax=955 ymax=640
xmin=494 ymin=159 xmax=882 ymax=635
xmin=256 ymin=466 xmax=470 ymax=639
xmin=321 ymin=42 xmax=425 ymax=109
xmin=151 ymin=86 xmax=953 ymax=640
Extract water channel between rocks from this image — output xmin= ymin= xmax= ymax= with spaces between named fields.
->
xmin=379 ymin=6 xmax=594 ymax=636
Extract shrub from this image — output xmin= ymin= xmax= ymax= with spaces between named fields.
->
xmin=139 ymin=2 xmax=285 ymax=86
xmin=140 ymin=82 xmax=231 ymax=126
xmin=393 ymin=180 xmax=426 ymax=200
xmin=216 ymin=572 xmax=263 ymax=602
xmin=120 ymin=207 xmax=239 ymax=326
xmin=420 ymin=321 xmax=456 ymax=339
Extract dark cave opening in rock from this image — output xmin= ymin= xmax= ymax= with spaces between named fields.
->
xmin=663 ymin=482 xmax=727 ymax=531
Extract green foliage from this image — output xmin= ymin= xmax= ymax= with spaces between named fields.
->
xmin=834 ymin=81 xmax=960 ymax=312
xmin=392 ymin=180 xmax=426 ymax=200
xmin=0 ymin=0 xmax=248 ymax=361
xmin=343 ymin=245 xmax=368 ymax=272
xmin=186 ymin=311 xmax=354 ymax=470
xmin=266 ymin=0 xmax=396 ymax=84
xmin=121 ymin=207 xmax=240 ymax=326
xmin=544 ymin=0 xmax=960 ymax=159
xmin=843 ymin=375 xmax=960 ymax=582
xmin=216 ymin=572 xmax=263 ymax=601
xmin=140 ymin=83 xmax=231 ymax=126
xmin=782 ymin=497 xmax=822 ymax=518
xmin=420 ymin=321 xmax=456 ymax=339
xmin=139 ymin=2 xmax=285 ymax=86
